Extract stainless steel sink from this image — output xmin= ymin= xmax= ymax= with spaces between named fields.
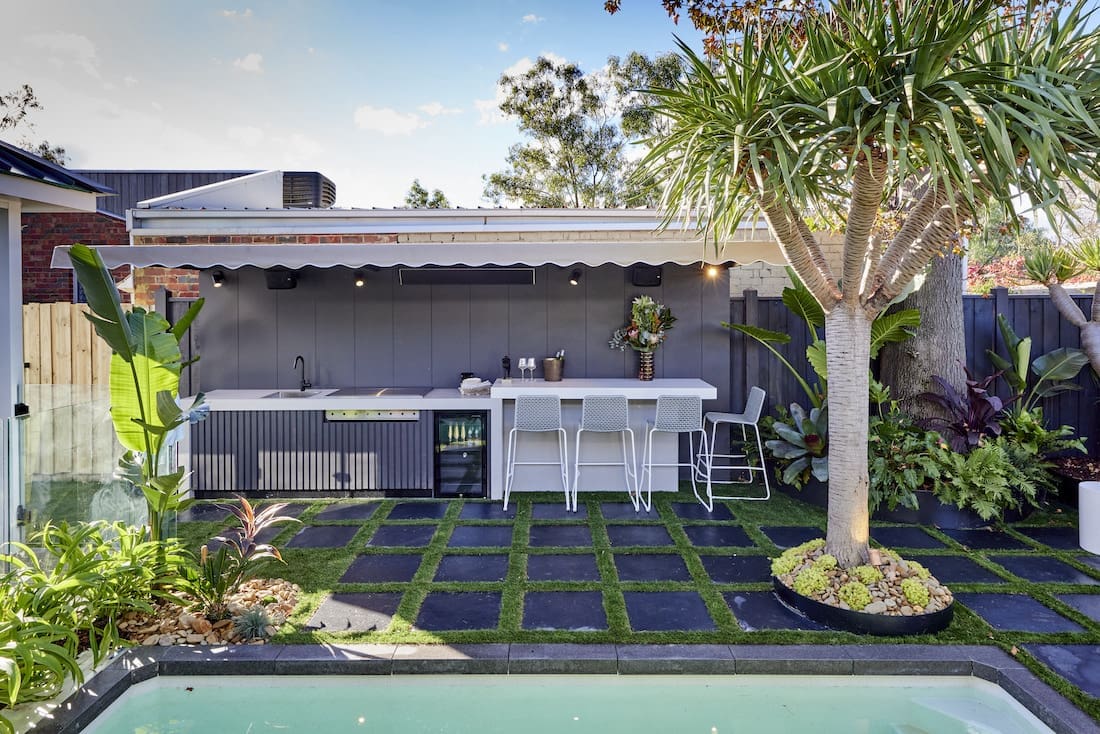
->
xmin=326 ymin=386 xmax=432 ymax=397
xmin=263 ymin=390 xmax=322 ymax=398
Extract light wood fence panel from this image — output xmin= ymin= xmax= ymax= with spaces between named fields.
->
xmin=22 ymin=303 xmax=114 ymax=386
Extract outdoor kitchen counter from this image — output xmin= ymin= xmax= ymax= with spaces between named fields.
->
xmin=199 ymin=388 xmax=496 ymax=411
xmin=489 ymin=377 xmax=717 ymax=400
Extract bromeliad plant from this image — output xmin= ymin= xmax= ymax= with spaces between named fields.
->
xmin=764 ymin=402 xmax=828 ymax=487
xmin=68 ymin=243 xmax=207 ymax=542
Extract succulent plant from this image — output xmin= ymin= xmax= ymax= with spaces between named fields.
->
xmin=792 ymin=567 xmax=828 ymax=596
xmin=232 ymin=606 xmax=274 ymax=640
xmin=838 ymin=582 xmax=872 ymax=611
xmin=853 ymin=565 xmax=883 ymax=585
xmin=771 ymin=553 xmax=801 ymax=577
xmin=765 ymin=403 xmax=828 ymax=486
xmin=813 ymin=554 xmax=838 ymax=571
xmin=901 ymin=578 xmax=931 ymax=607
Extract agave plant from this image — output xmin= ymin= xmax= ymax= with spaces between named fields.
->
xmin=765 ymin=403 xmax=829 ymax=487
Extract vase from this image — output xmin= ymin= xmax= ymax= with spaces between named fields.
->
xmin=637 ymin=350 xmax=654 ymax=381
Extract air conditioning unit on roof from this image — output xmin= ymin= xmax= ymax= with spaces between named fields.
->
xmin=283 ymin=171 xmax=336 ymax=208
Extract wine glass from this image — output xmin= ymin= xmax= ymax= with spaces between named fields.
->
xmin=519 ymin=358 xmax=531 ymax=381
xmin=526 ymin=356 xmax=536 ymax=380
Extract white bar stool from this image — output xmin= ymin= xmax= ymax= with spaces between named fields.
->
xmin=639 ymin=394 xmax=708 ymax=512
xmin=503 ymin=395 xmax=571 ymax=511
xmin=572 ymin=395 xmax=639 ymax=511
xmin=693 ymin=386 xmax=771 ymax=509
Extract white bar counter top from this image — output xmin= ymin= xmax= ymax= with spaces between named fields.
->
xmin=200 ymin=388 xmax=497 ymax=411
xmin=491 ymin=377 xmax=716 ymax=400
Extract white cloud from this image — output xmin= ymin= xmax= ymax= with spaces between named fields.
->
xmin=221 ymin=8 xmax=253 ymax=18
xmin=233 ymin=53 xmax=264 ymax=73
xmin=417 ymin=102 xmax=461 ymax=117
xmin=277 ymin=132 xmax=323 ymax=161
xmin=353 ymin=105 xmax=427 ymax=136
xmin=475 ymin=53 xmax=569 ymax=126
xmin=150 ymin=101 xmax=163 ymax=112
xmin=228 ymin=125 xmax=265 ymax=146
xmin=27 ymin=32 xmax=100 ymax=78
xmin=498 ymin=42 xmax=509 ymax=52
xmin=474 ymin=98 xmax=505 ymax=126
xmin=522 ymin=13 xmax=545 ymax=23
xmin=123 ymin=75 xmax=138 ymax=87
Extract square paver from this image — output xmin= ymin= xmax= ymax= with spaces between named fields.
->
xmin=286 ymin=525 xmax=359 ymax=548
xmin=526 ymin=554 xmax=601 ymax=582
xmin=600 ymin=503 xmax=651 ymax=520
xmin=528 ymin=525 xmax=592 ymax=548
xmin=434 ymin=554 xmax=509 ymax=582
xmin=615 ymin=554 xmax=692 ymax=582
xmin=988 ymin=555 xmax=1100 ymax=585
xmin=623 ymin=591 xmax=716 ymax=631
xmin=264 ymin=502 xmax=308 ymax=518
xmin=459 ymin=503 xmax=515 ymax=521
xmin=941 ymin=528 xmax=1027 ymax=550
xmin=671 ymin=502 xmax=734 ymax=521
xmin=700 ymin=555 xmax=773 ymax=583
xmin=1079 ymin=554 xmax=1100 ymax=572
xmin=870 ymin=526 xmax=946 ymax=550
xmin=724 ymin=591 xmax=827 ymax=631
xmin=1016 ymin=526 xmax=1082 ymax=551
xmin=1056 ymin=594 xmax=1100 ymax=622
xmin=448 ymin=525 xmax=514 ymax=548
xmin=306 ymin=592 xmax=402 ymax=632
xmin=759 ymin=526 xmax=822 ymax=549
xmin=606 ymin=525 xmax=673 ymax=547
xmin=955 ymin=593 xmax=1084 ymax=632
xmin=683 ymin=524 xmax=753 ymax=547
xmin=179 ymin=503 xmax=230 ymax=523
xmin=523 ymin=591 xmax=607 ymax=631
xmin=367 ymin=524 xmax=438 ymax=547
xmin=904 ymin=555 xmax=1006 ymax=584
xmin=531 ymin=503 xmax=586 ymax=520
xmin=415 ymin=592 xmax=501 ymax=631
xmin=314 ymin=502 xmax=379 ymax=522
xmin=387 ymin=502 xmax=449 ymax=520
xmin=1024 ymin=645 xmax=1100 ymax=698
xmin=340 ymin=554 xmax=422 ymax=583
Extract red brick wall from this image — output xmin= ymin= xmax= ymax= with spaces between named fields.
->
xmin=133 ymin=267 xmax=200 ymax=309
xmin=21 ymin=212 xmax=131 ymax=303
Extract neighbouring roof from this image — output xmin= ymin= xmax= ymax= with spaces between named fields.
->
xmin=72 ymin=169 xmax=258 ymax=217
xmin=0 ymin=139 xmax=114 ymax=196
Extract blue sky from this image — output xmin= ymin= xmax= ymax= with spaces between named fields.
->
xmin=1 ymin=1 xmax=702 ymax=207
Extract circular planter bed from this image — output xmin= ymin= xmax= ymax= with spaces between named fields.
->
xmin=773 ymin=575 xmax=954 ymax=635
xmin=1049 ymin=455 xmax=1100 ymax=508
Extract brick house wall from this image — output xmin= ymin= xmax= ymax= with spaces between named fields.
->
xmin=20 ymin=211 xmax=131 ymax=304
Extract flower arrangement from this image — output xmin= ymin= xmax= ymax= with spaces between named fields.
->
xmin=609 ymin=296 xmax=676 ymax=353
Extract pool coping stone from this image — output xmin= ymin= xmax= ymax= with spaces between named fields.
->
xmin=35 ymin=644 xmax=1096 ymax=734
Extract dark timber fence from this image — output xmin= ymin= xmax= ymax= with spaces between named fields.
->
xmin=729 ymin=286 xmax=1099 ymax=455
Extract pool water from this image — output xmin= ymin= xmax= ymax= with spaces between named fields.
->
xmin=82 ymin=674 xmax=1053 ymax=733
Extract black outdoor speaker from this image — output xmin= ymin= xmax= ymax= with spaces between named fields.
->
xmin=632 ymin=265 xmax=662 ymax=287
xmin=265 ymin=268 xmax=298 ymax=289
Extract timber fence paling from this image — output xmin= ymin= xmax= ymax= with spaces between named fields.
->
xmin=730 ymin=288 xmax=1099 ymax=455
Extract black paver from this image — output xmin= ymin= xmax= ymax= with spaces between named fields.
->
xmin=1016 ymin=526 xmax=1081 ymax=551
xmin=623 ymin=591 xmax=716 ymax=631
xmin=340 ymin=554 xmax=421 ymax=583
xmin=179 ymin=503 xmax=229 ymax=523
xmin=759 ymin=526 xmax=822 ymax=549
xmin=670 ymin=501 xmax=734 ymax=521
xmin=528 ymin=525 xmax=592 ymax=548
xmin=1024 ymin=645 xmax=1100 ymax=698
xmin=682 ymin=524 xmax=753 ymax=547
xmin=523 ymin=591 xmax=607 ymax=631
xmin=614 ymin=554 xmax=692 ymax=582
xmin=448 ymin=525 xmax=514 ymax=548
xmin=1056 ymin=594 xmax=1100 ymax=623
xmin=531 ymin=503 xmax=586 ymax=520
xmin=600 ymin=503 xmax=650 ymax=520
xmin=606 ymin=525 xmax=674 ymax=547
xmin=265 ymin=502 xmax=308 ymax=518
xmin=955 ymin=593 xmax=1084 ymax=632
xmin=870 ymin=526 xmax=946 ymax=550
xmin=210 ymin=524 xmax=284 ymax=550
xmin=1079 ymin=554 xmax=1100 ymax=572
xmin=387 ymin=502 xmax=449 ymax=520
xmin=434 ymin=554 xmax=509 ymax=582
xmin=941 ymin=528 xmax=1027 ymax=550
xmin=286 ymin=525 xmax=358 ymax=548
xmin=367 ymin=524 xmax=438 ymax=547
xmin=314 ymin=502 xmax=379 ymax=522
xmin=725 ymin=591 xmax=828 ymax=631
xmin=306 ymin=592 xmax=402 ymax=632
xmin=904 ymin=554 xmax=1006 ymax=584
xmin=415 ymin=592 xmax=501 ymax=631
xmin=699 ymin=555 xmax=773 ymax=583
xmin=459 ymin=503 xmax=515 ymax=521
xmin=989 ymin=555 xmax=1100 ymax=585
xmin=526 ymin=554 xmax=602 ymax=582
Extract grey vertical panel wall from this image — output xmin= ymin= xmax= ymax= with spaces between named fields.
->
xmin=73 ymin=171 xmax=255 ymax=217
xmin=192 ymin=264 xmax=732 ymax=412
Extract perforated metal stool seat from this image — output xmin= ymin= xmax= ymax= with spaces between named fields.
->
xmin=572 ymin=395 xmax=639 ymax=511
xmin=504 ymin=395 xmax=571 ymax=511
xmin=638 ymin=394 xmax=708 ymax=512
xmin=693 ymin=386 xmax=770 ymax=509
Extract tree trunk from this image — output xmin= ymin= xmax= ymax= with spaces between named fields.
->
xmin=824 ymin=303 xmax=874 ymax=568
xmin=879 ymin=253 xmax=966 ymax=420
xmin=1081 ymin=321 xmax=1100 ymax=378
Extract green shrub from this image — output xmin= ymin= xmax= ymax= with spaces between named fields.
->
xmin=814 ymin=554 xmax=838 ymax=570
xmin=838 ymin=582 xmax=872 ymax=611
xmin=852 ymin=565 xmax=883 ymax=584
xmin=931 ymin=436 xmax=1043 ymax=521
xmin=901 ymin=578 xmax=931 ymax=607
xmin=792 ymin=567 xmax=829 ymax=596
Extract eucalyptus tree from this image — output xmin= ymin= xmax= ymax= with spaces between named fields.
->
xmin=643 ymin=0 xmax=1100 ymax=566
xmin=0 ymin=84 xmax=67 ymax=164
xmin=404 ymin=179 xmax=450 ymax=208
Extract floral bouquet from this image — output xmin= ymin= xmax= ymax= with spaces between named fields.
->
xmin=609 ymin=296 xmax=676 ymax=353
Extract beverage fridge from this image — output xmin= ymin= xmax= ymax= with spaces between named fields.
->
xmin=433 ymin=412 xmax=488 ymax=498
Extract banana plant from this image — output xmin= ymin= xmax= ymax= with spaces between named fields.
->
xmin=67 ymin=243 xmax=207 ymax=541
xmin=986 ymin=313 xmax=1089 ymax=415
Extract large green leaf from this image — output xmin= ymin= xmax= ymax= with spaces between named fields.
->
xmin=869 ymin=309 xmax=921 ymax=358
xmin=1032 ymin=347 xmax=1089 ymax=383
xmin=108 ymin=309 xmax=184 ymax=455
xmin=781 ymin=266 xmax=825 ymax=332
xmin=67 ymin=244 xmax=134 ymax=362
xmin=723 ymin=323 xmax=792 ymax=344
xmin=806 ymin=341 xmax=828 ymax=383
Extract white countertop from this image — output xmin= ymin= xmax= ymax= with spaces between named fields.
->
xmin=200 ymin=388 xmax=496 ymax=411
xmin=490 ymin=378 xmax=717 ymax=400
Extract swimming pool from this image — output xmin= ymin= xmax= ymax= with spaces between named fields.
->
xmin=82 ymin=674 xmax=1052 ymax=733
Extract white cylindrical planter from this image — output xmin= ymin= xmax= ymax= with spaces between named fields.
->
xmin=1079 ymin=482 xmax=1100 ymax=554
